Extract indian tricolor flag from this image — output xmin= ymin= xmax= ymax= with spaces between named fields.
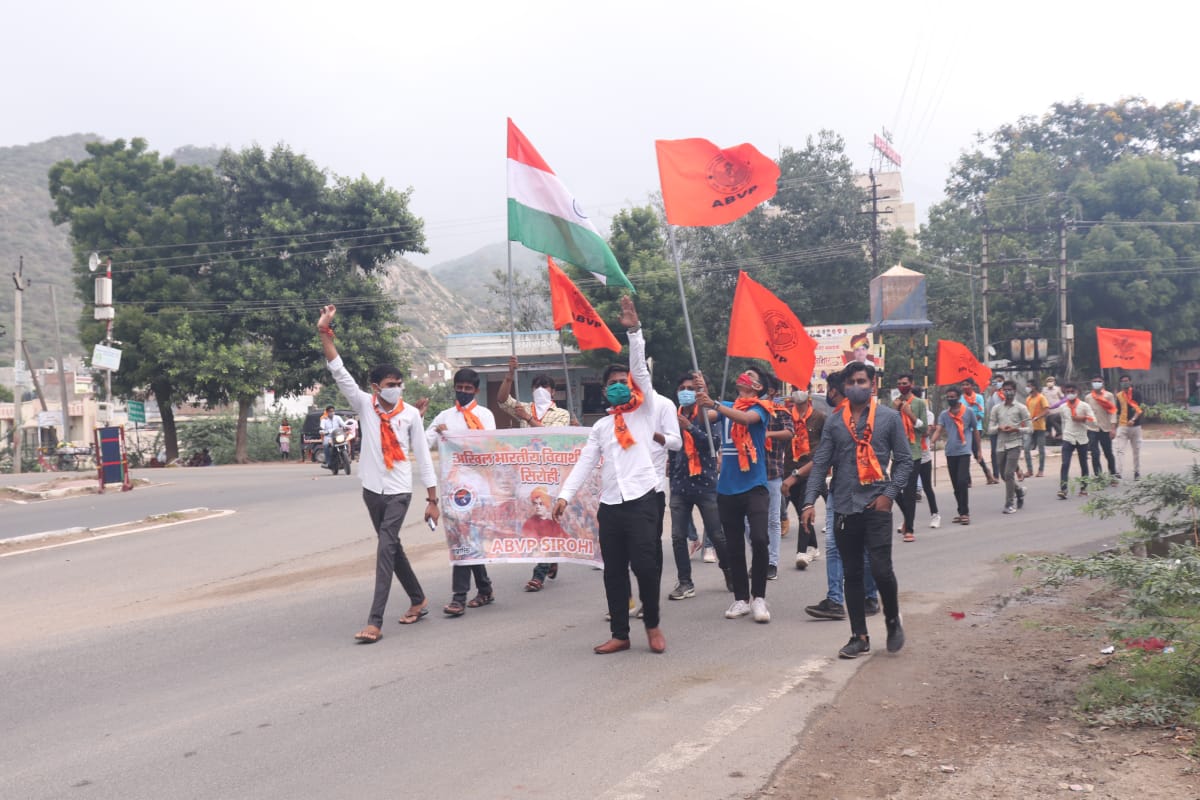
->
xmin=507 ymin=118 xmax=633 ymax=291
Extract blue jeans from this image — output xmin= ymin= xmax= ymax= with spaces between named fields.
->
xmin=744 ymin=477 xmax=783 ymax=566
xmin=823 ymin=500 xmax=877 ymax=605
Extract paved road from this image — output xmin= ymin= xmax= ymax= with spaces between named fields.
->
xmin=0 ymin=442 xmax=1189 ymax=799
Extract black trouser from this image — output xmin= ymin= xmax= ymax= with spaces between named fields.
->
xmin=896 ymin=462 xmax=921 ymax=532
xmin=970 ymin=432 xmax=992 ymax=480
xmin=918 ymin=460 xmax=938 ymax=514
xmin=1060 ymin=442 xmax=1090 ymax=491
xmin=786 ymin=480 xmax=819 ymax=552
xmin=451 ymin=564 xmax=492 ymax=603
xmin=946 ymin=454 xmax=971 ymax=516
xmin=362 ymin=489 xmax=424 ymax=628
xmin=834 ymin=508 xmax=900 ymax=636
xmin=989 ymin=433 xmax=1001 ymax=477
xmin=598 ymin=491 xmax=662 ymax=639
xmin=718 ymin=485 xmax=769 ymax=601
xmin=1088 ymin=429 xmax=1117 ymax=475
xmin=670 ymin=490 xmax=726 ymax=583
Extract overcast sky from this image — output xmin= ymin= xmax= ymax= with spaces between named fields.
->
xmin=4 ymin=1 xmax=1194 ymax=267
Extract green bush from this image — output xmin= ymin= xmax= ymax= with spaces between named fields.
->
xmin=177 ymin=412 xmax=295 ymax=464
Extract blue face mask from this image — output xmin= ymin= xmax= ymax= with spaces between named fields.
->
xmin=455 ymin=390 xmax=476 ymax=407
xmin=677 ymin=389 xmax=697 ymax=407
xmin=605 ymin=382 xmax=632 ymax=406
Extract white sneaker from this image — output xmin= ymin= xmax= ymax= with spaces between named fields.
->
xmin=930 ymin=513 xmax=942 ymax=529
xmin=806 ymin=546 xmax=821 ymax=562
xmin=795 ymin=551 xmax=812 ymax=570
xmin=725 ymin=599 xmax=751 ymax=619
xmin=634 ymin=604 xmax=644 ymax=619
xmin=751 ymin=597 xmax=771 ymax=623
xmin=702 ymin=547 xmax=717 ymax=564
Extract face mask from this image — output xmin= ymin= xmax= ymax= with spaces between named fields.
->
xmin=379 ymin=386 xmax=403 ymax=405
xmin=1091 ymin=381 xmax=1103 ymax=390
xmin=792 ymin=390 xmax=809 ymax=404
xmin=1066 ymin=393 xmax=1077 ymax=401
xmin=1003 ymin=390 xmax=1015 ymax=400
xmin=605 ymin=382 xmax=632 ymax=406
xmin=844 ymin=385 xmax=872 ymax=405
xmin=532 ymin=387 xmax=553 ymax=407
xmin=945 ymin=397 xmax=959 ymax=407
xmin=677 ymin=389 xmax=697 ymax=407
xmin=455 ymin=390 xmax=476 ymax=407
xmin=1120 ymin=383 xmax=1131 ymax=391
xmin=898 ymin=385 xmax=912 ymax=395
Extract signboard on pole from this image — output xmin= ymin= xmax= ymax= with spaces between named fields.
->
xmin=127 ymin=400 xmax=146 ymax=424
xmin=92 ymin=344 xmax=122 ymax=371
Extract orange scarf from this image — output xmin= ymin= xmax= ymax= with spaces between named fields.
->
xmin=1120 ymin=388 xmax=1141 ymax=421
xmin=1066 ymin=397 xmax=1092 ymax=422
xmin=790 ymin=403 xmax=813 ymax=460
xmin=731 ymin=397 xmax=775 ymax=471
xmin=962 ymin=389 xmax=978 ymax=407
xmin=897 ymin=397 xmax=916 ymax=443
xmin=843 ymin=399 xmax=885 ymax=484
xmin=680 ymin=405 xmax=703 ymax=476
xmin=456 ymin=400 xmax=484 ymax=430
xmin=946 ymin=404 xmax=966 ymax=444
xmin=1090 ymin=390 xmax=1117 ymax=415
xmin=607 ymin=381 xmax=645 ymax=449
xmin=373 ymin=396 xmax=407 ymax=469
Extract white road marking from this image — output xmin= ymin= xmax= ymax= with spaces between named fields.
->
xmin=598 ymin=657 xmax=829 ymax=800
xmin=0 ymin=509 xmax=235 ymax=558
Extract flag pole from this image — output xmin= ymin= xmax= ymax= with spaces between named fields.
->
xmin=506 ymin=240 xmax=523 ymax=408
xmin=719 ymin=354 xmax=731 ymax=401
xmin=667 ymin=225 xmax=716 ymax=456
xmin=559 ymin=331 xmax=576 ymax=423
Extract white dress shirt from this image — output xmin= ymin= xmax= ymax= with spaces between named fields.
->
xmin=327 ymin=357 xmax=437 ymax=495
xmin=1057 ymin=398 xmax=1094 ymax=446
xmin=425 ymin=403 xmax=497 ymax=448
xmin=650 ymin=391 xmax=683 ymax=493
xmin=558 ymin=329 xmax=660 ymax=505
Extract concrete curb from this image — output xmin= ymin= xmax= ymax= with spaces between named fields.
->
xmin=2 ymin=508 xmax=232 ymax=550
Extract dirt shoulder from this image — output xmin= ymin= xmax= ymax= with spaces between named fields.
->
xmin=765 ymin=572 xmax=1199 ymax=799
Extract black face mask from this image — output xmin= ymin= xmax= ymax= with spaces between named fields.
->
xmin=455 ymin=391 xmax=476 ymax=407
xmin=945 ymin=398 xmax=959 ymax=406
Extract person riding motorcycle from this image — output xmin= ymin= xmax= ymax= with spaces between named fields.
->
xmin=320 ymin=405 xmax=347 ymax=469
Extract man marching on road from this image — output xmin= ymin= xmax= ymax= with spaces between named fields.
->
xmin=695 ymin=366 xmax=775 ymax=624
xmin=782 ymin=383 xmax=825 ymax=568
xmin=1115 ymin=375 xmax=1145 ymax=480
xmin=929 ymin=386 xmax=977 ymax=526
xmin=988 ymin=379 xmax=1032 ymax=514
xmin=1057 ymin=383 xmax=1094 ymax=500
xmin=802 ymin=361 xmax=912 ymax=659
xmin=318 ymin=305 xmax=438 ymax=645
xmin=961 ymin=380 xmax=998 ymax=486
xmin=554 ymin=296 xmax=666 ymax=655
xmin=1024 ymin=380 xmax=1049 ymax=478
xmin=892 ymin=373 xmax=927 ymax=542
xmin=1087 ymin=375 xmax=1120 ymax=480
xmin=426 ymin=368 xmax=498 ymax=617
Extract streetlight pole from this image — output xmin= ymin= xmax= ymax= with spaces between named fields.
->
xmin=11 ymin=257 xmax=27 ymax=474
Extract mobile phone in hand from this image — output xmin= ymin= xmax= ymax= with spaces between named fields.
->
xmin=426 ymin=517 xmax=437 ymax=531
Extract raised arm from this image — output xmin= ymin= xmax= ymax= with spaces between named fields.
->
xmin=621 ymin=296 xmax=654 ymax=419
xmin=498 ymin=355 xmax=518 ymax=404
xmin=318 ymin=305 xmax=339 ymax=362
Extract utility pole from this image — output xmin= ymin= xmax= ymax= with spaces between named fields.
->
xmin=860 ymin=169 xmax=893 ymax=275
xmin=11 ymin=257 xmax=27 ymax=474
xmin=980 ymin=225 xmax=990 ymax=364
xmin=51 ymin=285 xmax=72 ymax=443
xmin=1059 ymin=217 xmax=1071 ymax=379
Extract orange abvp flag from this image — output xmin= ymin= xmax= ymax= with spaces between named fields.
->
xmin=935 ymin=340 xmax=992 ymax=387
xmin=1097 ymin=327 xmax=1152 ymax=370
xmin=655 ymin=139 xmax=781 ymax=227
xmin=726 ymin=271 xmax=817 ymax=389
xmin=547 ymin=257 xmax=621 ymax=352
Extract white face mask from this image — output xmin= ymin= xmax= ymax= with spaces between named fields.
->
xmin=378 ymin=385 xmax=403 ymax=405
xmin=792 ymin=390 xmax=809 ymax=404
xmin=1091 ymin=381 xmax=1103 ymax=390
xmin=1065 ymin=392 xmax=1077 ymax=401
xmin=532 ymin=387 xmax=553 ymax=414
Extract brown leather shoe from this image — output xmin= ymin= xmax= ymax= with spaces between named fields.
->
xmin=646 ymin=627 xmax=666 ymax=654
xmin=593 ymin=638 xmax=631 ymax=655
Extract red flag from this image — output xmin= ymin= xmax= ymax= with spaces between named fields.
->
xmin=547 ymin=257 xmax=621 ymax=352
xmin=726 ymin=271 xmax=817 ymax=389
xmin=1097 ymin=327 xmax=1152 ymax=370
xmin=655 ymin=139 xmax=781 ymax=227
xmin=935 ymin=340 xmax=992 ymax=387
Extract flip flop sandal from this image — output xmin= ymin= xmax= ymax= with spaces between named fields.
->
xmin=525 ymin=579 xmax=544 ymax=592
xmin=903 ymin=532 xmax=916 ymax=543
xmin=354 ymin=627 xmax=383 ymax=643
xmin=547 ymin=564 xmax=558 ymax=580
xmin=398 ymin=603 xmax=429 ymax=624
xmin=443 ymin=601 xmax=466 ymax=617
xmin=951 ymin=516 xmax=963 ymax=524
xmin=466 ymin=592 xmax=495 ymax=608
xmin=959 ymin=516 xmax=970 ymax=525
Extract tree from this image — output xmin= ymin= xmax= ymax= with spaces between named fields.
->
xmin=484 ymin=268 xmax=550 ymax=331
xmin=48 ymin=138 xmax=225 ymax=461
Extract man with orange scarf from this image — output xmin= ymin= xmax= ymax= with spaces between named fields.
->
xmin=781 ymin=382 xmax=825 ymax=568
xmin=554 ymin=297 xmax=666 ymax=655
xmin=426 ymin=368 xmax=498 ymax=617
xmin=1114 ymin=374 xmax=1144 ymax=480
xmin=1085 ymin=374 xmax=1120 ymax=480
xmin=1055 ymin=382 xmax=1094 ymax=500
xmin=801 ymin=361 xmax=912 ymax=659
xmin=929 ymin=385 xmax=978 ymax=526
xmin=694 ymin=365 xmax=776 ymax=624
xmin=318 ymin=305 xmax=439 ymax=645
